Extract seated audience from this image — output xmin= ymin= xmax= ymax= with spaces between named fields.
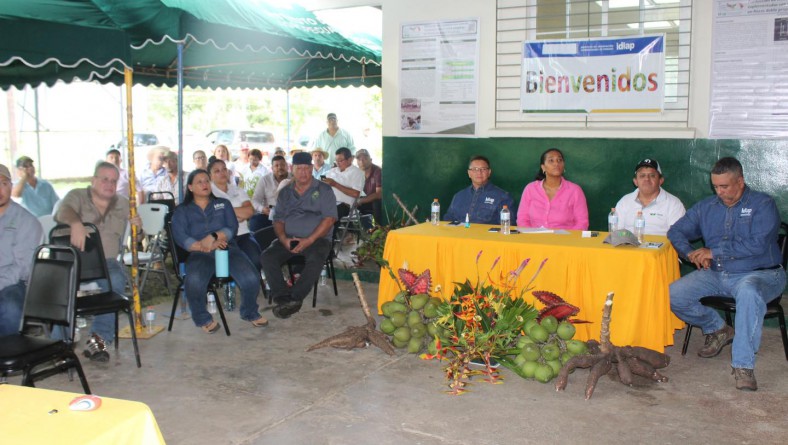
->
xmin=250 ymin=155 xmax=292 ymax=232
xmin=323 ymin=147 xmax=365 ymax=235
xmin=137 ymin=146 xmax=168 ymax=204
xmin=0 ymin=164 xmax=43 ymax=335
xmin=208 ymin=158 xmax=261 ymax=270
xmin=171 ymin=169 xmax=267 ymax=333
xmin=106 ymin=149 xmax=130 ymax=198
xmin=260 ymin=152 xmax=337 ymax=319
xmin=355 ymin=149 xmax=383 ymax=227
xmin=239 ymin=149 xmax=270 ymax=184
xmin=155 ymin=151 xmax=186 ymax=202
xmin=516 ymin=148 xmax=588 ymax=230
xmin=443 ymin=155 xmax=514 ymax=225
xmin=193 ymin=150 xmax=208 ymax=171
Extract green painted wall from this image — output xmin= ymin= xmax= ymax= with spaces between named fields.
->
xmin=381 ymin=137 xmax=788 ymax=231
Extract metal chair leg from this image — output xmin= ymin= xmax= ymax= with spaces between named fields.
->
xmin=681 ymin=324 xmax=693 ymax=356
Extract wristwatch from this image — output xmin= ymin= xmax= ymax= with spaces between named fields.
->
xmin=210 ymin=232 xmax=218 ymax=240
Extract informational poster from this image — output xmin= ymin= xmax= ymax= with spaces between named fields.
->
xmin=520 ymin=36 xmax=665 ymax=114
xmin=399 ymin=19 xmax=479 ymax=135
xmin=709 ymin=0 xmax=788 ymax=139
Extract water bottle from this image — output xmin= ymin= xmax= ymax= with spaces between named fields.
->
xmin=224 ymin=281 xmax=236 ymax=311
xmin=145 ymin=306 xmax=156 ymax=333
xmin=430 ymin=199 xmax=440 ymax=225
xmin=634 ymin=211 xmax=645 ymax=243
xmin=464 ymin=213 xmax=470 ymax=228
xmin=207 ymin=292 xmax=218 ymax=314
xmin=320 ymin=266 xmax=328 ymax=286
xmin=500 ymin=205 xmax=511 ymax=235
xmin=608 ymin=208 xmax=618 ymax=233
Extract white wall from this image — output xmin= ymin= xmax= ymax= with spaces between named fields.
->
xmin=378 ymin=0 xmax=714 ymax=139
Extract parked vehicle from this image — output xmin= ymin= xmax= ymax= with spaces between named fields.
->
xmin=205 ymin=129 xmax=276 ymax=160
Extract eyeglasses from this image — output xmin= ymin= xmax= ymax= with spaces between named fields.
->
xmin=468 ymin=167 xmax=490 ymax=173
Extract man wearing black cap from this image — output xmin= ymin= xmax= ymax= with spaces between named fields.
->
xmin=260 ymin=152 xmax=338 ymax=319
xmin=310 ymin=112 xmax=355 ymax=165
xmin=11 ymin=155 xmax=59 ymax=217
xmin=614 ymin=158 xmax=685 ymax=237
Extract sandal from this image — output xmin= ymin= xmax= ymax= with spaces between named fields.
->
xmin=201 ymin=320 xmax=221 ymax=334
xmin=251 ymin=316 xmax=269 ymax=327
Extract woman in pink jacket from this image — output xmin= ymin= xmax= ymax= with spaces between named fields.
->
xmin=516 ymin=148 xmax=588 ymax=230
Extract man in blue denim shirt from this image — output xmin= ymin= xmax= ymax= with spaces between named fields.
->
xmin=668 ymin=157 xmax=786 ymax=391
xmin=443 ymin=155 xmax=515 ymax=225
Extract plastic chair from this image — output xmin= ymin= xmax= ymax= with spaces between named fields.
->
xmin=0 ymin=245 xmax=91 ymax=393
xmin=120 ymin=203 xmax=171 ymax=296
xmin=49 ymin=223 xmax=142 ymax=368
xmin=165 ymin=217 xmax=231 ymax=336
xmin=681 ymin=222 xmax=788 ymax=360
xmin=335 ymin=198 xmax=371 ymax=253
xmin=147 ymin=191 xmax=176 ymax=212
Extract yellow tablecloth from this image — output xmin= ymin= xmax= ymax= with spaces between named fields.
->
xmin=0 ymin=385 xmax=166 ymax=444
xmin=378 ymin=223 xmax=684 ymax=352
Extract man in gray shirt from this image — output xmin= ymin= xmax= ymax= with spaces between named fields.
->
xmin=0 ymin=164 xmax=43 ymax=335
xmin=260 ymin=152 xmax=337 ymax=319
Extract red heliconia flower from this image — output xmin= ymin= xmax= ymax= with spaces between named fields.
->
xmin=398 ymin=268 xmax=431 ymax=295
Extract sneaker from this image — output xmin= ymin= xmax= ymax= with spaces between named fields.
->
xmin=732 ymin=367 xmax=757 ymax=391
xmin=83 ymin=333 xmax=110 ymax=362
xmin=272 ymin=301 xmax=303 ymax=319
xmin=698 ymin=324 xmax=734 ymax=358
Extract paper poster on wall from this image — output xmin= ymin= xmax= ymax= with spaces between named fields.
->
xmin=399 ymin=18 xmax=479 ymax=135
xmin=520 ymin=36 xmax=665 ymax=114
xmin=709 ymin=0 xmax=788 ymax=139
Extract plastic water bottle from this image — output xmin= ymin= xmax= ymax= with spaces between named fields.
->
xmin=608 ymin=208 xmax=618 ymax=233
xmin=500 ymin=205 xmax=511 ymax=235
xmin=634 ymin=211 xmax=645 ymax=243
xmin=464 ymin=213 xmax=470 ymax=228
xmin=430 ymin=199 xmax=440 ymax=225
xmin=224 ymin=282 xmax=236 ymax=311
xmin=207 ymin=292 xmax=218 ymax=314
xmin=145 ymin=306 xmax=156 ymax=333
xmin=320 ymin=266 xmax=328 ymax=286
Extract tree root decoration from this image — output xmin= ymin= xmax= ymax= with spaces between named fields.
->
xmin=554 ymin=292 xmax=671 ymax=399
xmin=306 ymin=273 xmax=396 ymax=356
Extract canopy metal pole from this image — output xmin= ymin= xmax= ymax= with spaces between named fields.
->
xmin=123 ymin=67 xmax=143 ymax=333
xmin=286 ymin=89 xmax=291 ymax=152
xmin=33 ymin=88 xmax=41 ymax=177
xmin=177 ymin=43 xmax=184 ymax=202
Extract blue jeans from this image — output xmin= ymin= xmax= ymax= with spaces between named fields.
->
xmin=184 ymin=245 xmax=261 ymax=328
xmin=260 ymin=238 xmax=331 ymax=304
xmin=670 ymin=267 xmax=786 ymax=369
xmin=0 ymin=281 xmax=26 ymax=336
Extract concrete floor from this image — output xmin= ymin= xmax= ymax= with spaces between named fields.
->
xmin=19 ymin=276 xmax=788 ymax=445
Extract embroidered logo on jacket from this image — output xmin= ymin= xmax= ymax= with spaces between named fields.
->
xmin=214 ymin=202 xmax=225 ymax=210
xmin=740 ymin=207 xmax=753 ymax=217
xmin=484 ymin=196 xmax=495 ymax=205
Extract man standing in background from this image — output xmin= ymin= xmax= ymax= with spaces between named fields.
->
xmin=311 ymin=113 xmax=355 ymax=165
xmin=11 ymin=156 xmax=59 ymax=217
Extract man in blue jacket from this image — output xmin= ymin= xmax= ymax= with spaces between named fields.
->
xmin=443 ymin=155 xmax=515 ymax=225
xmin=668 ymin=157 xmax=786 ymax=391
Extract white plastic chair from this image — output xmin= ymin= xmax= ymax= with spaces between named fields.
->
xmin=120 ymin=203 xmax=171 ymax=296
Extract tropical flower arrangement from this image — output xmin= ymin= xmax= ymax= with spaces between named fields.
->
xmin=420 ymin=252 xmax=547 ymax=395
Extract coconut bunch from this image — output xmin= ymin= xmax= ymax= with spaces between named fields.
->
xmin=378 ymin=269 xmax=443 ymax=353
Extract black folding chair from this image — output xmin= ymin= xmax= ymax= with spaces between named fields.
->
xmin=0 ymin=245 xmax=91 ymax=393
xmin=49 ymin=223 xmax=142 ymax=368
xmin=165 ymin=217 xmax=231 ymax=336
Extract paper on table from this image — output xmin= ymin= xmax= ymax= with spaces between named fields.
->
xmin=517 ymin=227 xmax=554 ymax=233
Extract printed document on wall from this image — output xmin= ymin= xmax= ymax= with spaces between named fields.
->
xmin=399 ymin=19 xmax=479 ymax=135
xmin=709 ymin=0 xmax=788 ymax=138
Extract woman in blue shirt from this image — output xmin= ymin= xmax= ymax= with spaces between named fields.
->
xmin=171 ymin=169 xmax=268 ymax=333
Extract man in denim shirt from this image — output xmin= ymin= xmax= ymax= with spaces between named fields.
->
xmin=443 ymin=155 xmax=515 ymax=225
xmin=668 ymin=157 xmax=786 ymax=391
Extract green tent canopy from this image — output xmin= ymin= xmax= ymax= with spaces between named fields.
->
xmin=0 ymin=0 xmax=381 ymax=90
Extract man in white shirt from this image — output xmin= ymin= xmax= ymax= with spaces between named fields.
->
xmin=614 ymin=158 xmax=685 ymax=236
xmin=155 ymin=151 xmax=186 ymax=202
xmin=249 ymin=155 xmax=292 ymax=232
xmin=310 ymin=113 xmax=355 ymax=165
xmin=106 ymin=149 xmax=130 ymax=198
xmin=323 ymin=147 xmax=364 ymax=239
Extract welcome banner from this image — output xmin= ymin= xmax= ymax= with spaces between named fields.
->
xmin=520 ymin=35 xmax=665 ymax=114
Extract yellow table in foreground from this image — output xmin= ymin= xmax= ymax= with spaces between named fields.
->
xmin=0 ymin=385 xmax=166 ymax=444
xmin=379 ymin=223 xmax=683 ymax=352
